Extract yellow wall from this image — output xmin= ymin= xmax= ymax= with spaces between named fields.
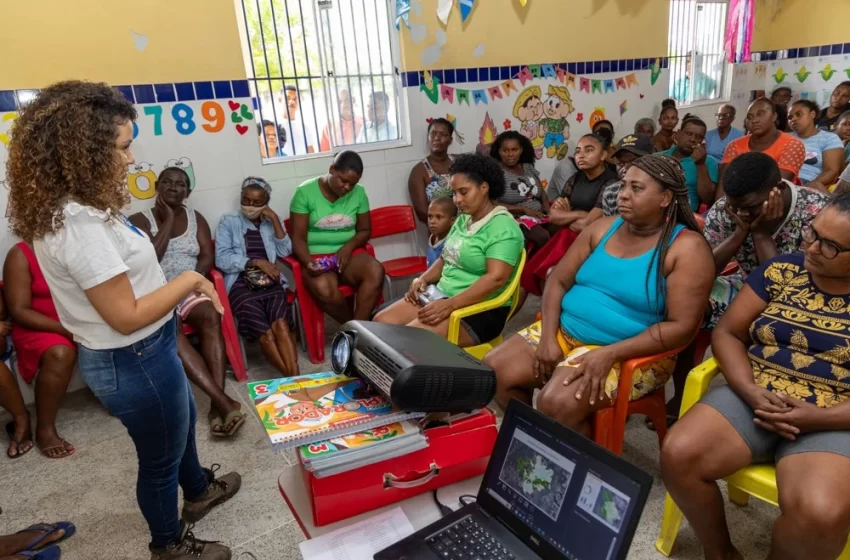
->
xmin=753 ymin=0 xmax=850 ymax=51
xmin=400 ymin=0 xmax=670 ymax=71
xmin=0 ymin=0 xmax=246 ymax=90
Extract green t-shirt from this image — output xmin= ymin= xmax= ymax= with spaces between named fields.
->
xmin=289 ymin=177 xmax=370 ymax=255
xmin=436 ymin=208 xmax=524 ymax=306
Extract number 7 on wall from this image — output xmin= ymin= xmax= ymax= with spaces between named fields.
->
xmin=143 ymin=105 xmax=163 ymax=136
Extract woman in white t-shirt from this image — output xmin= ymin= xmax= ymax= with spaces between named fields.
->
xmin=6 ymin=81 xmax=238 ymax=560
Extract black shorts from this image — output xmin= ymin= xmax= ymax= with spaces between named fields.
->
xmin=461 ymin=306 xmax=511 ymax=345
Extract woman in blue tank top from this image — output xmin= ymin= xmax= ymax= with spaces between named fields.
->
xmin=484 ymin=155 xmax=715 ymax=436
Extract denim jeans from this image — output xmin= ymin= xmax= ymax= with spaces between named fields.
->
xmin=77 ymin=317 xmax=209 ymax=547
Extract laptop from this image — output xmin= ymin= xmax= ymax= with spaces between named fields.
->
xmin=374 ymin=400 xmax=652 ymax=560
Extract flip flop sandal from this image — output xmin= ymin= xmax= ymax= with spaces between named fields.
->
xmin=6 ymin=421 xmax=33 ymax=460
xmin=210 ymin=415 xmax=227 ymax=437
xmin=15 ymin=545 xmax=62 ymax=559
xmin=224 ymin=410 xmax=247 ymax=437
xmin=39 ymin=441 xmax=75 ymax=459
xmin=18 ymin=522 xmax=76 ymax=551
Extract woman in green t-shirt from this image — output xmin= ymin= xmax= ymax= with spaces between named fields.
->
xmin=375 ymin=154 xmax=524 ymax=346
xmin=289 ymin=151 xmax=386 ymax=323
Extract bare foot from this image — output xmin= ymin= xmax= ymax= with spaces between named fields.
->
xmin=35 ymin=428 xmax=74 ymax=459
xmin=0 ymin=525 xmax=66 ymax=556
xmin=5 ymin=417 xmax=33 ymax=459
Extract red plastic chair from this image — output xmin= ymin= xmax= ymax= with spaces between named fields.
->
xmin=369 ymin=205 xmax=427 ymax=299
xmin=281 ymin=219 xmax=379 ymax=364
xmin=181 ymin=269 xmax=248 ymax=382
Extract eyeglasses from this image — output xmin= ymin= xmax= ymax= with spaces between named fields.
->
xmin=715 ymin=112 xmax=733 ymax=118
xmin=802 ymin=226 xmax=850 ymax=259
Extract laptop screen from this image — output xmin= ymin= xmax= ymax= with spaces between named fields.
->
xmin=480 ymin=410 xmax=646 ymax=560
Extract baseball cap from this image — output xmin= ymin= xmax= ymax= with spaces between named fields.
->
xmin=613 ymin=134 xmax=654 ymax=158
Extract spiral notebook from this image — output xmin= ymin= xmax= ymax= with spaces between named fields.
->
xmin=247 ymin=372 xmax=426 ymax=452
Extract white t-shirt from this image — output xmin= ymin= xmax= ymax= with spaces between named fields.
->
xmin=282 ymin=116 xmax=319 ymax=156
xmin=34 ymin=202 xmax=171 ymax=350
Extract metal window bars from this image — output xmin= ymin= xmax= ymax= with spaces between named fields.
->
xmin=668 ymin=0 xmax=730 ymax=106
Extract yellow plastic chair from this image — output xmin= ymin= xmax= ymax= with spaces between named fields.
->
xmin=655 ymin=357 xmax=850 ymax=558
xmin=447 ymin=249 xmax=527 ymax=359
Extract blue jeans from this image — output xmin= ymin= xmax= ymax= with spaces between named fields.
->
xmin=77 ymin=317 xmax=209 ymax=547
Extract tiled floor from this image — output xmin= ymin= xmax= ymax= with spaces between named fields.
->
xmin=0 ymin=298 xmax=778 ymax=559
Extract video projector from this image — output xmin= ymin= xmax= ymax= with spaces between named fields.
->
xmin=331 ymin=321 xmax=496 ymax=413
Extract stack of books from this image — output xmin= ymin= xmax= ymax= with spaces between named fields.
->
xmin=247 ymin=372 xmax=429 ymax=475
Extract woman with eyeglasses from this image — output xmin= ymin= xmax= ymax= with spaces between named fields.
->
xmin=409 ymin=118 xmax=455 ymax=223
xmin=662 ymin=192 xmax=850 ymax=560
xmin=719 ymin=98 xmax=806 ymax=198
xmin=705 ymin=104 xmax=744 ymax=161
xmin=215 ymin=176 xmax=299 ymax=375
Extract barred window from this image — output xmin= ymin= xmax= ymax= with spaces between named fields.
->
xmin=238 ymin=0 xmax=404 ymax=161
xmin=668 ymin=0 xmax=730 ymax=105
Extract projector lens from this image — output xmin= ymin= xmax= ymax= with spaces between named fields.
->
xmin=331 ymin=332 xmax=352 ymax=374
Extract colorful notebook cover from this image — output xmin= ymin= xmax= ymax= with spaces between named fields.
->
xmin=299 ymin=420 xmax=422 ymax=463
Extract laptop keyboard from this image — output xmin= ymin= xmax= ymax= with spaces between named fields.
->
xmin=427 ymin=516 xmax=516 ymax=560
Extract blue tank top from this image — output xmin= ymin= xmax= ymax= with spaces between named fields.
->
xmin=560 ymin=217 xmax=686 ymax=345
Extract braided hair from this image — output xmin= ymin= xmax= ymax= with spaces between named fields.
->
xmin=629 ymin=155 xmax=701 ymax=317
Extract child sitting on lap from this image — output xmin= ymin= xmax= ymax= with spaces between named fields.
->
xmin=426 ymin=197 xmax=457 ymax=268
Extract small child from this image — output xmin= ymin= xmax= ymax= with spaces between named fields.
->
xmin=426 ymin=197 xmax=457 ymax=268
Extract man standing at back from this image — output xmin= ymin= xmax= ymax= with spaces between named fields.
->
xmin=320 ymin=89 xmax=362 ymax=151
xmin=280 ymin=85 xmax=317 ymax=155
xmin=357 ymin=91 xmax=398 ymax=143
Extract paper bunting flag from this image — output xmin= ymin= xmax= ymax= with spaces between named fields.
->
xmin=650 ymin=58 xmax=662 ymax=85
xmin=518 ymin=0 xmax=528 ymax=6
xmin=395 ymin=0 xmax=411 ymax=29
xmin=421 ymin=70 xmax=440 ymax=104
xmin=556 ymin=67 xmax=566 ymax=83
xmin=488 ymin=86 xmax=503 ymax=100
xmin=456 ymin=89 xmax=470 ymax=105
xmin=437 ymin=0 xmax=453 ymax=24
xmin=566 ymin=73 xmax=577 ymax=88
xmin=459 ymin=0 xmax=476 ymax=22
xmin=472 ymin=89 xmax=488 ymax=104
xmin=615 ymin=77 xmax=627 ymax=90
xmin=542 ymin=64 xmax=557 ymax=78
xmin=502 ymin=79 xmax=518 ymax=95
xmin=517 ymin=67 xmax=533 ymax=86
xmin=619 ymin=100 xmax=628 ymax=116
xmin=591 ymin=80 xmax=603 ymax=94
xmin=579 ymin=77 xmax=590 ymax=93
xmin=528 ymin=65 xmax=541 ymax=78
xmin=604 ymin=79 xmax=615 ymax=93
xmin=625 ymin=73 xmax=639 ymax=87
xmin=440 ymin=84 xmax=455 ymax=103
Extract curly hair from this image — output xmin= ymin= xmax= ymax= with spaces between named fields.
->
xmin=7 ymin=81 xmax=137 ymax=241
xmin=449 ymin=153 xmax=507 ymax=200
xmin=490 ymin=131 xmax=536 ymax=166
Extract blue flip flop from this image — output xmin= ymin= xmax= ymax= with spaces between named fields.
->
xmin=15 ymin=545 xmax=61 ymax=559
xmin=18 ymin=523 xmax=75 ymax=551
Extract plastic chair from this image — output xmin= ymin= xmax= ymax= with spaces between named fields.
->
xmin=654 ymin=357 xmax=850 ymax=558
xmin=369 ymin=205 xmax=427 ymax=299
xmin=281 ymin=219 xmax=379 ymax=364
xmin=447 ymin=250 xmax=526 ymax=359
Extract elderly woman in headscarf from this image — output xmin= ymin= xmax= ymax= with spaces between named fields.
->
xmin=215 ymin=176 xmax=299 ymax=375
xmin=484 ymin=155 xmax=714 ymax=433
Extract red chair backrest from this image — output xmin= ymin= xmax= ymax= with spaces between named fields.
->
xmin=693 ymin=213 xmax=705 ymax=233
xmin=369 ymin=205 xmax=417 ymax=240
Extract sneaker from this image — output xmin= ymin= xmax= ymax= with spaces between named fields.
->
xmin=150 ymin=522 xmax=231 ymax=560
xmin=182 ymin=464 xmax=242 ymax=523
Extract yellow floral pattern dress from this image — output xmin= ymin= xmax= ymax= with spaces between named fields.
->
xmin=747 ymin=253 xmax=850 ymax=408
xmin=519 ymin=321 xmax=676 ymax=401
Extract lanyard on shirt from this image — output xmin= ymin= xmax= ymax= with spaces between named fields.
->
xmin=118 ymin=213 xmax=145 ymax=237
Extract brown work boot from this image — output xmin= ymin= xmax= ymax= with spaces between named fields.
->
xmin=182 ymin=464 xmax=242 ymax=523
xmin=149 ymin=522 xmax=231 ymax=560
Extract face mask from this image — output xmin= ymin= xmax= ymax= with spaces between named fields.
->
xmin=241 ymin=205 xmax=266 ymax=220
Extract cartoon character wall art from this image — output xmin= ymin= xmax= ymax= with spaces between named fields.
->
xmin=476 ymin=112 xmax=499 ymax=157
xmin=165 ymin=157 xmax=196 ymax=191
xmin=588 ymin=107 xmax=607 ymax=131
xmin=513 ymin=86 xmax=544 ymax=159
xmin=126 ymin=162 xmax=158 ymax=200
xmin=540 ymin=85 xmax=574 ymax=160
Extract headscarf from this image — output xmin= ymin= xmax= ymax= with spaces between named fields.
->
xmin=241 ymin=176 xmax=272 ymax=196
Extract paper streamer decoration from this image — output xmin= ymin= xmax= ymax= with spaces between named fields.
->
xmin=440 ymin=84 xmax=455 ymax=103
xmin=650 ymin=58 xmax=662 ymax=85
xmin=488 ymin=86 xmax=503 ymax=100
xmin=421 ymin=70 xmax=439 ymax=104
xmin=437 ymin=0 xmax=453 ymax=24
xmin=456 ymin=89 xmax=470 ymax=105
xmin=565 ymin=73 xmax=576 ymax=88
xmin=517 ymin=67 xmax=533 ymax=86
xmin=459 ymin=0 xmax=476 ymax=22
xmin=395 ymin=0 xmax=411 ymax=29
xmin=518 ymin=0 xmax=528 ymax=5
xmin=591 ymin=80 xmax=603 ymax=94
xmin=619 ymin=100 xmax=628 ymax=116
xmin=528 ymin=65 xmax=541 ymax=79
xmin=579 ymin=77 xmax=591 ymax=93
xmin=556 ymin=67 xmax=566 ymax=83
xmin=626 ymin=73 xmax=639 ymax=87
xmin=615 ymin=77 xmax=627 ymax=90
xmin=502 ymin=79 xmax=518 ymax=95
xmin=604 ymin=79 xmax=615 ymax=93
xmin=542 ymin=64 xmax=556 ymax=78
xmin=472 ymin=89 xmax=488 ymax=104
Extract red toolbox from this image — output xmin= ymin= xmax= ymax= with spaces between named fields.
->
xmin=299 ymin=408 xmax=498 ymax=526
